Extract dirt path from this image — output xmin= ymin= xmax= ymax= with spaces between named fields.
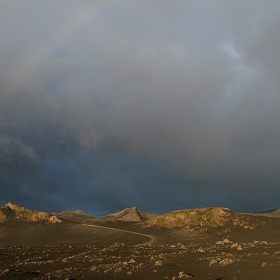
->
xmin=83 ymin=224 xmax=155 ymax=245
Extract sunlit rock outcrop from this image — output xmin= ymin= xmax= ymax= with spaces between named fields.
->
xmin=0 ymin=202 xmax=62 ymax=223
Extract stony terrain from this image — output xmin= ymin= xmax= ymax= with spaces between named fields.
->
xmin=1 ymin=204 xmax=280 ymax=279
xmin=1 ymin=239 xmax=280 ymax=279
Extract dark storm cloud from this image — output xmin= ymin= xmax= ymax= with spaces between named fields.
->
xmin=1 ymin=0 xmax=280 ymax=214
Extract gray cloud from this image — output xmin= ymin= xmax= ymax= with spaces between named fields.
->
xmin=0 ymin=135 xmax=39 ymax=162
xmin=0 ymin=1 xmax=280 ymax=214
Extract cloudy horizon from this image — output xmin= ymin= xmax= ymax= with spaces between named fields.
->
xmin=1 ymin=1 xmax=280 ymax=215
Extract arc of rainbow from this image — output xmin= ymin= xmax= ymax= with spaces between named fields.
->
xmin=10 ymin=1 xmax=114 ymax=93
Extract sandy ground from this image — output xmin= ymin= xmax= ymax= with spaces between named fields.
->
xmin=0 ymin=221 xmax=150 ymax=246
xmin=1 ymin=215 xmax=280 ymax=279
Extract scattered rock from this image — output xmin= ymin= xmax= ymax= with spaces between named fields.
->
xmin=219 ymin=258 xmax=235 ymax=266
xmin=155 ymin=260 xmax=163 ymax=266
xmin=237 ymin=245 xmax=243 ymax=251
xmin=48 ymin=215 xmax=62 ymax=223
xmin=172 ymin=271 xmax=194 ymax=279
xmin=209 ymin=259 xmax=220 ymax=267
xmin=197 ymin=247 xmax=205 ymax=253
xmin=223 ymin=238 xmax=232 ymax=243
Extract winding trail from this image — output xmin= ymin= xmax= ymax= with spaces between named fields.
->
xmin=83 ymin=224 xmax=155 ymax=245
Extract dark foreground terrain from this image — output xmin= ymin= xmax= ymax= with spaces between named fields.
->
xmin=2 ymin=206 xmax=280 ymax=279
xmin=2 ymin=239 xmax=280 ymax=279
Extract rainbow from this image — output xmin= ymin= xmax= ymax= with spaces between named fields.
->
xmin=11 ymin=1 xmax=114 ymax=92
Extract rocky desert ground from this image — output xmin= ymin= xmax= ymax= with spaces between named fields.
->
xmin=1 ymin=203 xmax=280 ymax=279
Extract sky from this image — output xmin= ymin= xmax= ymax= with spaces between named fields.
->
xmin=1 ymin=0 xmax=280 ymax=215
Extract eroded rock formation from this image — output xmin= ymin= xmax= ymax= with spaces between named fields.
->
xmin=0 ymin=202 xmax=62 ymax=223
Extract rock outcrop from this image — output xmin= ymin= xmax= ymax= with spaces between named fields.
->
xmin=0 ymin=202 xmax=62 ymax=223
xmin=146 ymin=207 xmax=232 ymax=228
xmin=48 ymin=215 xmax=62 ymax=223
xmin=145 ymin=207 xmax=266 ymax=230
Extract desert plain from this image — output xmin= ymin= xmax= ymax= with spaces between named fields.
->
xmin=1 ymin=203 xmax=280 ymax=279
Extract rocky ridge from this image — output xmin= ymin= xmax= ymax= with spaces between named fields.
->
xmin=0 ymin=202 xmax=62 ymax=223
xmin=104 ymin=206 xmax=157 ymax=222
xmin=145 ymin=207 xmax=266 ymax=231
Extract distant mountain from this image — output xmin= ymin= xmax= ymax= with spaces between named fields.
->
xmin=102 ymin=206 xmax=157 ymax=222
xmin=73 ymin=210 xmax=87 ymax=215
xmin=0 ymin=202 xmax=62 ymax=223
xmin=256 ymin=208 xmax=280 ymax=216
xmin=55 ymin=209 xmax=97 ymax=222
